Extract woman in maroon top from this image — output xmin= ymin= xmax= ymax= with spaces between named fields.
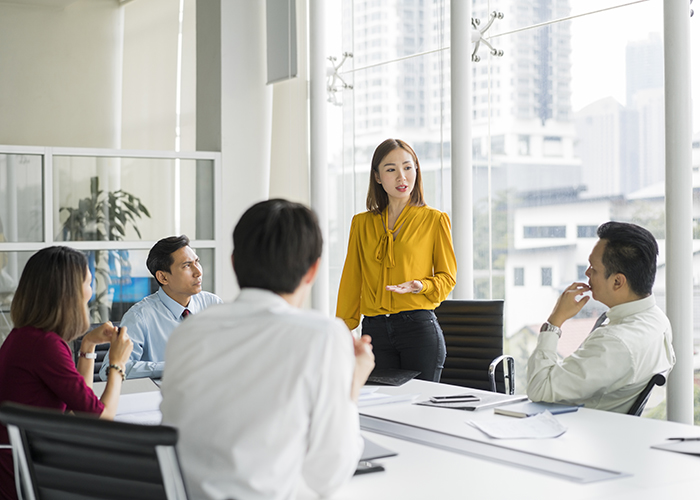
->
xmin=0 ymin=246 xmax=133 ymax=500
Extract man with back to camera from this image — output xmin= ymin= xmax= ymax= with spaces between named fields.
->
xmin=527 ymin=221 xmax=676 ymax=413
xmin=160 ymin=199 xmax=375 ymax=500
xmin=99 ymin=235 xmax=222 ymax=380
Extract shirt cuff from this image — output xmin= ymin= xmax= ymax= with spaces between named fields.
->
xmin=537 ymin=330 xmax=561 ymax=351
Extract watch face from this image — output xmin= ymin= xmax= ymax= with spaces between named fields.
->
xmin=541 ymin=322 xmax=559 ymax=334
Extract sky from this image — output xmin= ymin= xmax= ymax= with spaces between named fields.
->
xmin=324 ymin=0 xmax=700 ymax=142
xmin=570 ymin=0 xmax=700 ymax=134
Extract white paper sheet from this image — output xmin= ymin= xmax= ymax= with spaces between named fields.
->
xmin=358 ymin=392 xmax=420 ymax=408
xmin=468 ymin=411 xmax=568 ymax=439
xmin=116 ymin=391 xmax=163 ymax=415
xmin=115 ymin=410 xmax=163 ymax=425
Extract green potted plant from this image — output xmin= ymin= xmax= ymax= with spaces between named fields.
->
xmin=59 ymin=176 xmax=151 ymax=322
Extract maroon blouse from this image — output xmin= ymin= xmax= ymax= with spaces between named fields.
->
xmin=0 ymin=326 xmax=104 ymax=500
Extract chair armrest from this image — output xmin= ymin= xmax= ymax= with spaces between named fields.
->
xmin=488 ymin=355 xmax=515 ymax=395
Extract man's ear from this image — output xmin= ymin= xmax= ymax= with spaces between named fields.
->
xmin=613 ymin=273 xmax=627 ymax=291
xmin=156 ymin=270 xmax=168 ymax=286
xmin=303 ymin=258 xmax=321 ymax=285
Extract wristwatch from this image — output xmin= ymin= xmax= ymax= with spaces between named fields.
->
xmin=79 ymin=351 xmax=98 ymax=360
xmin=540 ymin=321 xmax=562 ymax=338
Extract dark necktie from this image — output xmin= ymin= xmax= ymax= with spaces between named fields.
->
xmin=591 ymin=312 xmax=607 ymax=332
xmin=181 ymin=308 xmax=191 ymax=320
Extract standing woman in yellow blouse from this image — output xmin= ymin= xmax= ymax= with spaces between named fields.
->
xmin=336 ymin=138 xmax=457 ymax=382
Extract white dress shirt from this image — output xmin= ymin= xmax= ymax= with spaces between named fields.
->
xmin=527 ymin=295 xmax=676 ymax=413
xmin=99 ymin=288 xmax=222 ymax=380
xmin=160 ymin=288 xmax=363 ymax=500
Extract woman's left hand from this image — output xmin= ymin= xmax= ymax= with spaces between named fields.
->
xmin=82 ymin=322 xmax=117 ymax=349
xmin=386 ymin=280 xmax=423 ymax=294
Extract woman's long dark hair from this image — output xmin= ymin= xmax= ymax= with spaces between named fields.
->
xmin=11 ymin=246 xmax=90 ymax=342
xmin=366 ymin=138 xmax=426 ymax=214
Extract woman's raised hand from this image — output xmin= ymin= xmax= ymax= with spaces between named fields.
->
xmin=108 ymin=327 xmax=133 ymax=367
xmin=386 ymin=280 xmax=423 ymax=294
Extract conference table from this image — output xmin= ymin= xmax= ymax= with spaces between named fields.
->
xmin=310 ymin=379 xmax=700 ymax=500
xmin=111 ymin=378 xmax=700 ymax=500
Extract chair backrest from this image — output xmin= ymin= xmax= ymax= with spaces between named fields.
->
xmin=434 ymin=299 xmax=509 ymax=392
xmin=0 ymin=402 xmax=188 ymax=500
xmin=627 ymin=373 xmax=666 ymax=416
xmin=71 ymin=323 xmax=119 ymax=382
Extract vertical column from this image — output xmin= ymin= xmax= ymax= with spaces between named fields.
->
xmin=309 ymin=0 xmax=330 ymax=314
xmin=450 ymin=1 xmax=474 ymax=298
xmin=5 ymin=156 xmax=18 ymax=279
xmin=664 ymin=0 xmax=693 ymax=424
xmin=198 ymin=1 xmax=273 ymax=301
xmin=195 ymin=0 xmax=220 ymax=291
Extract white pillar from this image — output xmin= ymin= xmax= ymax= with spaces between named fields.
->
xmin=200 ymin=1 xmax=272 ymax=301
xmin=309 ymin=0 xmax=330 ymax=315
xmin=664 ymin=0 xmax=694 ymax=424
xmin=450 ymin=0 xmax=474 ymax=299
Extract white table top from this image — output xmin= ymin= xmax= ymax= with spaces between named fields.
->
xmin=308 ymin=380 xmax=700 ymax=500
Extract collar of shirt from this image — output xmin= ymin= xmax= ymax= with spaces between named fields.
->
xmin=606 ymin=294 xmax=656 ymax=323
xmin=157 ymin=287 xmax=194 ymax=320
xmin=237 ymin=288 xmax=291 ymax=311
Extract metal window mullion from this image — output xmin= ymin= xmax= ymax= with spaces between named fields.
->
xmin=213 ymin=153 xmax=224 ymax=299
xmin=44 ymin=148 xmax=54 ymax=245
xmin=63 ymin=240 xmax=217 ymax=252
xmin=48 ymin=147 xmax=219 ymax=161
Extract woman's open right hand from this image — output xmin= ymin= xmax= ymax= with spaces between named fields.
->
xmin=108 ymin=327 xmax=133 ymax=367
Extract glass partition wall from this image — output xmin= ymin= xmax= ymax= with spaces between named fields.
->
xmin=329 ymin=0 xmax=697 ymax=419
xmin=0 ymin=147 xmax=221 ymax=339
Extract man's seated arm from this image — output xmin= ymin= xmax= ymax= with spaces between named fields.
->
xmin=527 ymin=281 xmax=628 ymax=405
xmin=98 ymin=310 xmax=165 ymax=380
xmin=302 ymin=323 xmax=370 ymax=497
xmin=527 ymin=326 xmax=633 ymax=405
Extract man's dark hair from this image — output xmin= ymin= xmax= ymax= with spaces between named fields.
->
xmin=233 ymin=199 xmax=323 ymax=294
xmin=597 ymin=221 xmax=658 ymax=296
xmin=147 ymin=235 xmax=191 ymax=286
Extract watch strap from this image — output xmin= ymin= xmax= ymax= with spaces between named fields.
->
xmin=79 ymin=351 xmax=98 ymax=360
xmin=540 ymin=321 xmax=562 ymax=337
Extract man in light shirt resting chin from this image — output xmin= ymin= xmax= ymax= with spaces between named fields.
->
xmin=160 ymin=199 xmax=375 ymax=500
xmin=527 ymin=221 xmax=675 ymax=414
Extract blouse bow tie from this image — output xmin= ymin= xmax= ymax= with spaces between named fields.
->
xmin=375 ymin=229 xmax=399 ymax=268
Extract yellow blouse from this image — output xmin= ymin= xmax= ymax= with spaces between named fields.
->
xmin=336 ymin=205 xmax=457 ymax=330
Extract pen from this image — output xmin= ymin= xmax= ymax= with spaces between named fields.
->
xmin=667 ymin=437 xmax=700 ymax=441
xmin=431 ymin=394 xmax=478 ymax=400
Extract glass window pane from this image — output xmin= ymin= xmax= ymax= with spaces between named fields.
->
xmin=541 ymin=267 xmax=552 ymax=287
xmin=0 ymin=247 xmax=216 ymax=334
xmin=513 ymin=267 xmax=524 ymax=287
xmin=89 ymin=246 xmax=216 ymax=324
xmin=0 ymin=251 xmax=38 ymax=344
xmin=53 ymin=156 xmax=215 ymax=242
xmin=0 ymin=154 xmax=43 ymax=243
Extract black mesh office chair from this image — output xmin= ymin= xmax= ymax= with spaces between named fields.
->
xmin=435 ymin=299 xmax=515 ymax=394
xmin=628 ymin=373 xmax=666 ymax=416
xmin=0 ymin=402 xmax=189 ymax=500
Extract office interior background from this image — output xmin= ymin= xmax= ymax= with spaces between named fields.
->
xmin=0 ymin=0 xmax=699 ymax=420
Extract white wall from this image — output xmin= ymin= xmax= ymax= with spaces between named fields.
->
xmin=0 ymin=0 xmax=123 ymax=148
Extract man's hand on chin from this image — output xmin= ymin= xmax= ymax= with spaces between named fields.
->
xmin=548 ymin=282 xmax=591 ymax=327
